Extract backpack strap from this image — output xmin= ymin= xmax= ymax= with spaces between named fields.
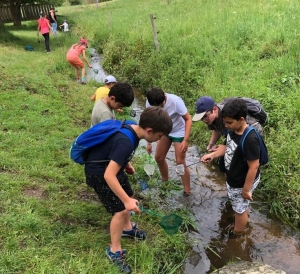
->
xmin=240 ymin=126 xmax=263 ymax=159
xmin=118 ymin=126 xmax=137 ymax=148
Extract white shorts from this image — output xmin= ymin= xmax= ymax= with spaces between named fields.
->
xmin=226 ymin=175 xmax=260 ymax=214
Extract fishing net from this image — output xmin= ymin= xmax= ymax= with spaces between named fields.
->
xmin=159 ymin=213 xmax=183 ymax=235
xmin=139 ymin=206 xmax=183 ymax=235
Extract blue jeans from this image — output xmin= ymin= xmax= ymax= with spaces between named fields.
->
xmin=51 ymin=22 xmax=57 ymax=36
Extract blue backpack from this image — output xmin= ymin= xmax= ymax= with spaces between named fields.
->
xmin=70 ymin=119 xmax=137 ymax=165
xmin=219 ymin=126 xmax=269 ymax=173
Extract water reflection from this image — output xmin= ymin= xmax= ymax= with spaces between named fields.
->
xmin=89 ymin=49 xmax=300 ymax=274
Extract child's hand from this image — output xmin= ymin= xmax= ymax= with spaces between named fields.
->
xmin=242 ymin=189 xmax=253 ymax=201
xmin=207 ymin=143 xmax=217 ymax=152
xmin=124 ymin=198 xmax=140 ymax=213
xmin=125 ymin=163 xmax=135 ymax=174
xmin=201 ymin=154 xmax=213 ymax=163
xmin=146 ymin=143 xmax=152 ymax=154
xmin=88 ymin=64 xmax=92 ymax=68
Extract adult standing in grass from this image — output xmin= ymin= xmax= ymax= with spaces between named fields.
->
xmin=85 ymin=106 xmax=173 ymax=273
xmin=146 ymin=87 xmax=192 ymax=196
xmin=66 ymin=38 xmax=92 ymax=84
xmin=37 ymin=13 xmax=53 ymax=53
xmin=201 ymin=99 xmax=261 ymax=237
xmin=48 ymin=7 xmax=57 ymax=36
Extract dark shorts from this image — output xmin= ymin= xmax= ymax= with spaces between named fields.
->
xmin=85 ymin=171 xmax=133 ymax=214
xmin=167 ymin=136 xmax=184 ymax=143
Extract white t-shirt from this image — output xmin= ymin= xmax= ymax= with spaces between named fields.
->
xmin=62 ymin=22 xmax=69 ymax=32
xmin=146 ymin=93 xmax=187 ymax=137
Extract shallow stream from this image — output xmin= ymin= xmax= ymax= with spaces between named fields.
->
xmin=89 ymin=51 xmax=300 ymax=274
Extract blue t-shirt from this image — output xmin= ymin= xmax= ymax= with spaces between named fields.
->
xmin=84 ymin=126 xmax=139 ymax=175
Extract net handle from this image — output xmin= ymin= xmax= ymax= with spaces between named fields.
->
xmin=138 ymin=206 xmax=163 ymax=218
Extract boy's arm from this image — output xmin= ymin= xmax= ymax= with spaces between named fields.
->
xmin=180 ymin=112 xmax=192 ymax=153
xmin=201 ymin=144 xmax=226 ymax=163
xmin=90 ymin=93 xmax=96 ymax=101
xmin=207 ymin=130 xmax=221 ymax=151
xmin=242 ymin=159 xmax=259 ymax=200
xmin=104 ymin=160 xmax=140 ymax=212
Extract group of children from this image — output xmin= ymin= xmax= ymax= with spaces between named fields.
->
xmin=81 ymin=72 xmax=265 ymax=272
xmin=35 ymin=9 xmax=265 ymax=273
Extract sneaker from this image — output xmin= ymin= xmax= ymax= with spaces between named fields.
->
xmin=81 ymin=81 xmax=86 ymax=85
xmin=106 ymin=246 xmax=131 ymax=273
xmin=122 ymin=225 xmax=146 ymax=240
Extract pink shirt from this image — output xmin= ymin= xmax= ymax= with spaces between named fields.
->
xmin=66 ymin=44 xmax=86 ymax=58
xmin=38 ymin=18 xmax=50 ymax=34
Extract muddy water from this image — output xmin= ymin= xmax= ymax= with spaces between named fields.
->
xmin=89 ymin=54 xmax=300 ymax=274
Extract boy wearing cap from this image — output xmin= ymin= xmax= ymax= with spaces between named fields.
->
xmin=91 ymin=82 xmax=134 ymax=126
xmin=192 ymin=96 xmax=262 ymax=151
xmin=146 ymin=87 xmax=192 ymax=196
xmin=91 ymin=75 xmax=117 ymax=102
xmin=66 ymin=38 xmax=92 ymax=84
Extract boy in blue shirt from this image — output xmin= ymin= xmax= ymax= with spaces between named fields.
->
xmin=201 ymin=98 xmax=260 ymax=237
xmin=85 ymin=106 xmax=173 ymax=273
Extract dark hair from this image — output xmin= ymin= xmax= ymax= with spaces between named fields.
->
xmin=139 ymin=107 xmax=172 ymax=135
xmin=108 ymin=82 xmax=134 ymax=107
xmin=146 ymin=87 xmax=165 ymax=106
xmin=221 ymin=98 xmax=248 ymax=120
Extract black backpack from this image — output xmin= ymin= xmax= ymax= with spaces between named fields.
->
xmin=217 ymin=97 xmax=268 ymax=126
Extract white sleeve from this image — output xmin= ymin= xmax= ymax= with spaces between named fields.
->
xmin=175 ymin=97 xmax=188 ymax=116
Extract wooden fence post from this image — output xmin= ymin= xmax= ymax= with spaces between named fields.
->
xmin=108 ymin=11 xmax=112 ymax=29
xmin=150 ymin=14 xmax=159 ymax=51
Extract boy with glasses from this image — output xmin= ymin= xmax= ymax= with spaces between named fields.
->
xmin=192 ymin=96 xmax=262 ymax=152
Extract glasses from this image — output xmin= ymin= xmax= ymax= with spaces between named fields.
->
xmin=201 ymin=111 xmax=212 ymax=121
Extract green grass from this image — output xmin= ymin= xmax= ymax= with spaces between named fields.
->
xmin=1 ymin=0 xmax=300 ymax=272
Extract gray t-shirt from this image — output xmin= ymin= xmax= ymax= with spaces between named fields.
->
xmin=91 ymin=99 xmax=115 ymax=126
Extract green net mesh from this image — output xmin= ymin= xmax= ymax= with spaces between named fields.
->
xmin=159 ymin=214 xmax=183 ymax=235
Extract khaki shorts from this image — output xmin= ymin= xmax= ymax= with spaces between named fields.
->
xmin=66 ymin=56 xmax=84 ymax=68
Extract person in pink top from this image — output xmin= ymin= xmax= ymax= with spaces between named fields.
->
xmin=66 ymin=38 xmax=92 ymax=84
xmin=37 ymin=13 xmax=53 ymax=53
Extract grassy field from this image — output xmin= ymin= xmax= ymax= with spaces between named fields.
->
xmin=1 ymin=0 xmax=300 ymax=273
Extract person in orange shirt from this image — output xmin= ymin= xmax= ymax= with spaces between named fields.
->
xmin=90 ymin=75 xmax=117 ymax=102
xmin=66 ymin=38 xmax=92 ymax=84
xmin=37 ymin=13 xmax=54 ymax=53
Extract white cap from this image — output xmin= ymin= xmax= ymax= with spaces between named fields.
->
xmin=104 ymin=75 xmax=117 ymax=84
